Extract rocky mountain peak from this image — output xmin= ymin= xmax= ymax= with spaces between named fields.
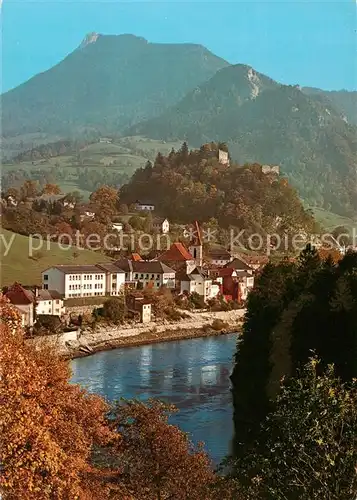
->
xmin=79 ymin=32 xmax=100 ymax=49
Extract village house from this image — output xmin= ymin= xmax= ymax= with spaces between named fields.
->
xmin=238 ymin=254 xmax=269 ymax=271
xmin=4 ymin=284 xmax=35 ymax=327
xmin=113 ymin=259 xmax=176 ymax=289
xmin=179 ymin=267 xmax=220 ymax=302
xmin=135 ymin=200 xmax=155 ymax=212
xmin=158 ymin=242 xmax=197 ymax=274
xmin=126 ymin=295 xmax=152 ymax=323
xmin=78 ymin=204 xmax=96 ymax=221
xmin=3 ymin=284 xmax=66 ymax=327
xmin=158 ymin=222 xmax=204 ymax=289
xmin=219 ymin=268 xmax=254 ymax=302
xmin=35 ymin=194 xmax=76 ymax=209
xmin=112 ymin=222 xmax=124 ymax=232
xmin=41 ymin=264 xmax=126 ymax=299
xmin=225 ymin=257 xmax=254 ymax=275
xmin=33 ymin=289 xmax=65 ymax=316
xmin=153 ymin=217 xmax=170 ymax=234
xmin=208 ymin=248 xmax=232 ymax=267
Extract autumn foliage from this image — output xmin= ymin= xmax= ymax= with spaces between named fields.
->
xmin=108 ymin=399 xmax=220 ymax=500
xmin=0 ymin=296 xmax=234 ymax=500
xmin=0 ymin=296 xmax=116 ymax=499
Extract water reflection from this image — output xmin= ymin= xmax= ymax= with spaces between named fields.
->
xmin=71 ymin=333 xmax=237 ymax=464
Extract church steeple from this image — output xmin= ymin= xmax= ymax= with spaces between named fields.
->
xmin=188 ymin=221 xmax=203 ymax=268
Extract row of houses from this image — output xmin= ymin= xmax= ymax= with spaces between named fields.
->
xmin=4 ymin=223 xmax=265 ymax=327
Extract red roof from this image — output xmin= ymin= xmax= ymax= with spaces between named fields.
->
xmin=159 ymin=242 xmax=193 ymax=262
xmin=130 ymin=253 xmax=143 ymax=261
xmin=5 ymin=283 xmax=34 ymax=305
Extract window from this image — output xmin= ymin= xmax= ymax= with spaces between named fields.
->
xmin=43 ymin=284 xmax=48 ymax=290
xmin=134 ymin=274 xmax=138 ymax=279
xmin=43 ymin=275 xmax=48 ymax=281
xmin=56 ymin=300 xmax=59 ymax=304
xmin=151 ymin=274 xmax=155 ymax=279
xmin=156 ymin=274 xmax=160 ymax=279
xmin=140 ymin=274 xmax=144 ymax=279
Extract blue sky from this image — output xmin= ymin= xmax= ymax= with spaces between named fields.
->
xmin=2 ymin=0 xmax=356 ymax=93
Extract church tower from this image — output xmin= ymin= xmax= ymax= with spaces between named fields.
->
xmin=188 ymin=221 xmax=203 ymax=268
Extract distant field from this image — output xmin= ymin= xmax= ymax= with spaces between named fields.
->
xmin=116 ymin=136 xmax=186 ymax=156
xmin=0 ymin=229 xmax=110 ymax=286
xmin=311 ymin=207 xmax=357 ymax=232
xmin=2 ymin=136 xmax=189 ymax=199
xmin=57 ymin=182 xmax=92 ymax=201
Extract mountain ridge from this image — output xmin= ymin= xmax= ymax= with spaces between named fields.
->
xmin=128 ymin=64 xmax=357 ymax=215
xmin=2 ymin=33 xmax=357 ymax=216
xmin=1 ymin=34 xmax=229 ymax=137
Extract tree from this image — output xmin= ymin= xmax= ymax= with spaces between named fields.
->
xmin=332 ymin=225 xmax=351 ymax=247
xmin=143 ymin=211 xmax=153 ymax=233
xmin=102 ymin=297 xmax=126 ymax=324
xmin=90 ymin=185 xmax=119 ymax=221
xmin=0 ymin=296 xmax=117 ymax=499
xmin=119 ymin=203 xmax=129 ymax=215
xmin=42 ymin=183 xmax=61 ymax=195
xmin=109 ymin=399 xmax=220 ymax=500
xmin=4 ymin=187 xmax=20 ymax=203
xmin=20 ymin=180 xmax=38 ymax=201
xmin=231 ymin=246 xmax=357 ymax=457
xmin=128 ymin=215 xmax=144 ymax=231
xmin=64 ymin=191 xmax=83 ymax=206
xmin=233 ymin=358 xmax=357 ymax=500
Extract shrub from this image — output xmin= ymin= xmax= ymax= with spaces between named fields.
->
xmin=211 ymin=319 xmax=229 ymax=331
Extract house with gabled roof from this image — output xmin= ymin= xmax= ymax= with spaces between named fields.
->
xmin=4 ymin=283 xmax=35 ymax=327
xmin=179 ymin=266 xmax=219 ymax=302
xmin=159 ymin=221 xmax=203 ymax=273
xmin=135 ymin=200 xmax=155 ymax=211
xmin=153 ymin=217 xmax=170 ymax=234
xmin=114 ymin=258 xmax=176 ymax=289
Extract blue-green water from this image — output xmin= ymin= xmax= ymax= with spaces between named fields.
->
xmin=71 ymin=333 xmax=237 ymax=464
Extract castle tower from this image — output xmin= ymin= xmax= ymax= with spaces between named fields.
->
xmin=188 ymin=221 xmax=203 ymax=268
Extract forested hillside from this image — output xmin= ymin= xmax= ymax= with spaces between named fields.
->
xmin=120 ymin=142 xmax=317 ymax=243
xmin=129 ymin=65 xmax=357 ymax=216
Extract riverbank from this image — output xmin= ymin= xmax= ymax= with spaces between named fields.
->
xmin=28 ymin=309 xmax=245 ymax=359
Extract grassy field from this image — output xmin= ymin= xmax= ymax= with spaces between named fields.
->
xmin=311 ymin=207 xmax=357 ymax=233
xmin=2 ymin=136 xmax=190 ymax=202
xmin=0 ymin=229 xmax=110 ymax=286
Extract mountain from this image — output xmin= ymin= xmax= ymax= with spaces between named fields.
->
xmin=1 ymin=33 xmax=229 ymax=137
xmin=128 ymin=65 xmax=357 ymax=216
xmin=302 ymin=87 xmax=357 ymax=126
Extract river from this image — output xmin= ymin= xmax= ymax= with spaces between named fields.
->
xmin=71 ymin=333 xmax=238 ymax=464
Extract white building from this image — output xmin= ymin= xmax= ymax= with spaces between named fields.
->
xmin=112 ymin=222 xmax=124 ymax=232
xmin=35 ymin=289 xmax=65 ymax=316
xmin=41 ymin=264 xmax=126 ymax=299
xmin=218 ymin=149 xmax=230 ymax=166
xmin=135 ymin=200 xmax=155 ymax=211
xmin=153 ymin=217 xmax=170 ymax=234
xmin=180 ymin=267 xmax=219 ymax=302
xmin=114 ymin=259 xmax=176 ymax=289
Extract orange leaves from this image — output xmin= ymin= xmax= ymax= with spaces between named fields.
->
xmin=0 ymin=298 xmax=116 ymax=499
xmin=42 ymin=183 xmax=62 ymax=195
